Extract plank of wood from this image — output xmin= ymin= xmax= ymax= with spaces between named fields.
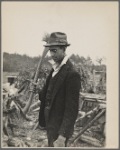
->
xmin=80 ymin=92 xmax=106 ymax=100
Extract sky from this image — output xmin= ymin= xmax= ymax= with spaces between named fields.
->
xmin=1 ymin=1 xmax=118 ymax=64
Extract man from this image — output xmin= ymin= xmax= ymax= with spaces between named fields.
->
xmin=39 ymin=32 xmax=81 ymax=147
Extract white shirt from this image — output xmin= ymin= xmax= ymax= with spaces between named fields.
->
xmin=49 ymin=55 xmax=69 ymax=77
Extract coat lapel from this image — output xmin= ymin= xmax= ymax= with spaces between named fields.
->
xmin=49 ymin=61 xmax=71 ymax=109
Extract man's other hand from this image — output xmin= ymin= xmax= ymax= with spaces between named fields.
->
xmin=54 ymin=135 xmax=66 ymax=147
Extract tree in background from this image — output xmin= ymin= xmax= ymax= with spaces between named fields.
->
xmin=3 ymin=52 xmax=106 ymax=94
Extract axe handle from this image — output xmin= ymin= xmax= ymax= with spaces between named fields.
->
xmin=23 ymin=47 xmax=49 ymax=114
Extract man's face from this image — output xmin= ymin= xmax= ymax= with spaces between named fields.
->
xmin=49 ymin=46 xmax=65 ymax=63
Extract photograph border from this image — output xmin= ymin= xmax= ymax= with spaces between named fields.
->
xmin=0 ymin=0 xmax=119 ymax=150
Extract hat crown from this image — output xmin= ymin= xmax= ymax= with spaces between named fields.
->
xmin=51 ymin=32 xmax=67 ymax=39
xmin=44 ymin=32 xmax=70 ymax=47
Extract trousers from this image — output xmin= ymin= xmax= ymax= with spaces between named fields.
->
xmin=45 ymin=107 xmax=69 ymax=147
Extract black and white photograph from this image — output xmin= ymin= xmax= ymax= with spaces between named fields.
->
xmin=1 ymin=1 xmax=119 ymax=148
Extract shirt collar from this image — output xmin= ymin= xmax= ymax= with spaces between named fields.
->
xmin=49 ymin=55 xmax=69 ymax=71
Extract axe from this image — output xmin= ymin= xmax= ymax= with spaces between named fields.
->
xmin=22 ymin=47 xmax=49 ymax=114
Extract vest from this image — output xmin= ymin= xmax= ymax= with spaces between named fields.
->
xmin=44 ymin=71 xmax=61 ymax=124
xmin=45 ymin=75 xmax=58 ymax=107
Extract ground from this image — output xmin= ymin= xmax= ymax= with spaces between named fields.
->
xmin=2 ymin=108 xmax=105 ymax=147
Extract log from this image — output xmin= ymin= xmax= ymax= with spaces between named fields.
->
xmin=79 ymin=134 xmax=102 ymax=147
xmin=80 ymin=92 xmax=106 ymax=100
xmin=84 ymin=99 xmax=106 ymax=104
xmin=32 ymin=107 xmax=40 ymax=112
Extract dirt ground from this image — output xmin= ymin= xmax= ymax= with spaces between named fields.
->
xmin=2 ymin=109 xmax=105 ymax=148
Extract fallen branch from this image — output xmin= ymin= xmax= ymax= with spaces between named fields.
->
xmin=79 ymin=134 xmax=102 ymax=147
xmin=69 ymin=108 xmax=106 ymax=145
xmin=13 ymin=101 xmax=32 ymax=121
xmin=76 ymin=106 xmax=99 ymax=122
xmin=29 ymin=101 xmax=40 ymax=111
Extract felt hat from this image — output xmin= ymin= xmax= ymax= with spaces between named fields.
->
xmin=44 ymin=32 xmax=70 ymax=47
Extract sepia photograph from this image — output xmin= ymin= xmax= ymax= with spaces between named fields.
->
xmin=1 ymin=1 xmax=119 ymax=148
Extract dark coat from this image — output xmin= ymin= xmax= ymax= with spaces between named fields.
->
xmin=39 ymin=60 xmax=81 ymax=139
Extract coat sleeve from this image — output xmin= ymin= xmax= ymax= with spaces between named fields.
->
xmin=58 ymin=71 xmax=81 ymax=138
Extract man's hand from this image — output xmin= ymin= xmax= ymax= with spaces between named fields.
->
xmin=29 ymin=82 xmax=36 ymax=93
xmin=54 ymin=135 xmax=66 ymax=147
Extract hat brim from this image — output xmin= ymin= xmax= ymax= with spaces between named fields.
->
xmin=44 ymin=43 xmax=70 ymax=47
